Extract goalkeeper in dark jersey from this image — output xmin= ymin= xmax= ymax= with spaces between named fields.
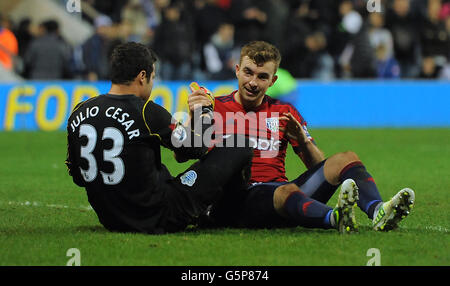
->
xmin=66 ymin=42 xmax=252 ymax=234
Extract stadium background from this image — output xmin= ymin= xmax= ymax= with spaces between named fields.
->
xmin=0 ymin=0 xmax=449 ymax=267
xmin=1 ymin=0 xmax=449 ymax=130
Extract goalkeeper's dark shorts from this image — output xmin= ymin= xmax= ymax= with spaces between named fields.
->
xmin=161 ymin=139 xmax=253 ymax=233
xmin=206 ymin=160 xmax=338 ymax=229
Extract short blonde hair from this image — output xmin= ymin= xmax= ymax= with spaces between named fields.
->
xmin=240 ymin=41 xmax=281 ymax=71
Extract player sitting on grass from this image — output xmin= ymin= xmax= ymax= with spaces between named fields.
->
xmin=192 ymin=41 xmax=415 ymax=233
xmin=66 ymin=42 xmax=253 ymax=234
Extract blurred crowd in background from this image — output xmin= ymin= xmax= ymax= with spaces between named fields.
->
xmin=0 ymin=0 xmax=449 ymax=81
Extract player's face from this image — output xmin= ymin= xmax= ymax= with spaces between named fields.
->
xmin=235 ymin=56 xmax=278 ymax=108
xmin=141 ymin=65 xmax=155 ymax=100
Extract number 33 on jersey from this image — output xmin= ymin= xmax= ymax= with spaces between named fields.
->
xmin=66 ymin=94 xmax=178 ymax=190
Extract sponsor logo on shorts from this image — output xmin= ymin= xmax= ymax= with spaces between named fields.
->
xmin=180 ymin=170 xmax=197 ymax=187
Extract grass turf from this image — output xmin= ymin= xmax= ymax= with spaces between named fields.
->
xmin=0 ymin=129 xmax=448 ymax=266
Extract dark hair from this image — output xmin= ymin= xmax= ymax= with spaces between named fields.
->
xmin=240 ymin=41 xmax=281 ymax=70
xmin=41 ymin=19 xmax=59 ymax=34
xmin=110 ymin=42 xmax=157 ymax=85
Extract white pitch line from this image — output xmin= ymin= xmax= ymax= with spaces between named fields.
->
xmin=0 ymin=200 xmax=93 ymax=211
xmin=425 ymin=225 xmax=450 ymax=233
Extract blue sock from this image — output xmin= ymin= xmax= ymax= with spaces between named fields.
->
xmin=324 ymin=209 xmax=334 ymax=228
xmin=339 ymin=161 xmax=383 ymax=219
xmin=283 ymin=191 xmax=333 ymax=229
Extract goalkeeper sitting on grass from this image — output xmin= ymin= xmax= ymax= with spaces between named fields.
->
xmin=66 ymin=42 xmax=253 ymax=234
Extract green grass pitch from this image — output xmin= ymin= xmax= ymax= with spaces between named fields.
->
xmin=0 ymin=129 xmax=448 ymax=266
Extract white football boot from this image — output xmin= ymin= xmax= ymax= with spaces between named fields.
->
xmin=372 ymin=188 xmax=415 ymax=231
xmin=333 ymin=179 xmax=359 ymax=234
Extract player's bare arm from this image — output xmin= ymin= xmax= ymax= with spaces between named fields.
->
xmin=279 ymin=112 xmax=324 ymax=169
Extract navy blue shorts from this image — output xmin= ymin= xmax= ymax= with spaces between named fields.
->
xmin=207 ymin=160 xmax=338 ymax=228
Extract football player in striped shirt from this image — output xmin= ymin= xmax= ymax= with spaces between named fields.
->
xmin=196 ymin=41 xmax=415 ymax=233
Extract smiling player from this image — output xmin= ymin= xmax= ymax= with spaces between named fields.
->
xmin=196 ymin=41 xmax=415 ymax=232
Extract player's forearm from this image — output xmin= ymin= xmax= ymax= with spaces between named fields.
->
xmin=174 ymin=110 xmax=214 ymax=160
xmin=65 ymin=145 xmax=86 ymax=187
xmin=298 ymin=141 xmax=325 ymax=169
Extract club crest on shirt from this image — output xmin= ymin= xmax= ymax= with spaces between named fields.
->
xmin=180 ymin=170 xmax=197 ymax=187
xmin=265 ymin=117 xmax=279 ymax=132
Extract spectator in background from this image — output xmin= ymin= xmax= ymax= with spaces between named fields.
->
xmin=87 ymin=0 xmax=128 ymax=24
xmin=82 ymin=15 xmax=123 ymax=81
xmin=420 ymin=0 xmax=449 ymax=68
xmin=335 ymin=0 xmax=376 ymax=78
xmin=121 ymin=0 xmax=159 ymax=45
xmin=203 ymin=21 xmax=237 ymax=80
xmin=437 ymin=5 xmax=450 ymax=79
xmin=0 ymin=14 xmax=19 ymax=72
xmin=229 ymin=0 xmax=269 ymax=46
xmin=281 ymin=0 xmax=334 ymax=79
xmin=418 ymin=0 xmax=450 ymax=79
xmin=419 ymin=55 xmax=440 ymax=78
xmin=263 ymin=0 xmax=289 ymax=50
xmin=385 ymin=0 xmax=421 ymax=78
xmin=374 ymin=43 xmax=401 ymax=79
xmin=153 ymin=2 xmax=195 ymax=80
xmin=24 ymin=20 xmax=72 ymax=79
xmin=14 ymin=18 xmax=37 ymax=59
xmin=193 ymin=0 xmax=229 ymax=76
xmin=152 ymin=0 xmax=172 ymax=25
xmin=368 ymin=12 xmax=400 ymax=79
xmin=193 ymin=0 xmax=228 ymax=49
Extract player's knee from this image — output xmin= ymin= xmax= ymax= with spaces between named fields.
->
xmin=324 ymin=151 xmax=361 ymax=185
xmin=342 ymin=151 xmax=360 ymax=162
xmin=273 ymin=184 xmax=302 ymax=216
xmin=330 ymin=151 xmax=360 ymax=167
xmin=333 ymin=151 xmax=360 ymax=164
